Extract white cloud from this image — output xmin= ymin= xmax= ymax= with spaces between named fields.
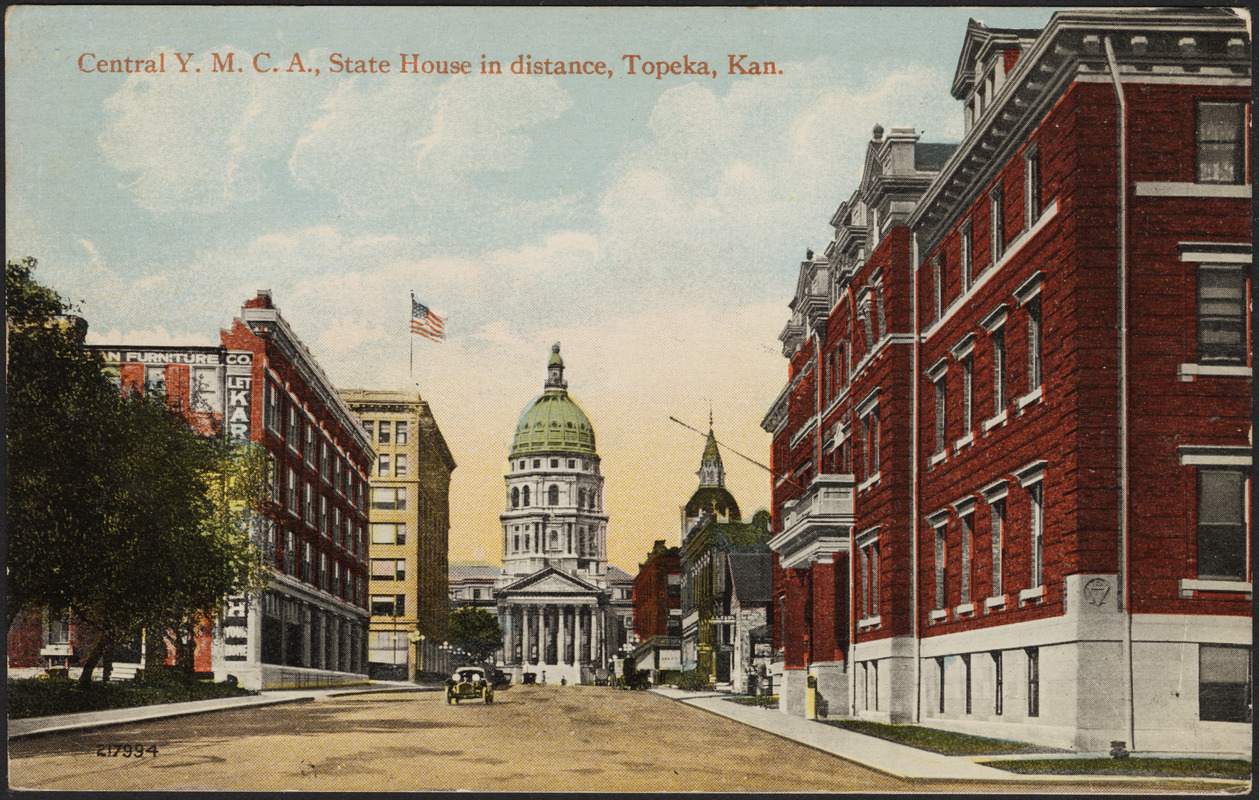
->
xmin=99 ymin=47 xmax=325 ymax=214
xmin=316 ymin=317 xmax=388 ymax=355
xmin=85 ymin=326 xmax=218 ymax=347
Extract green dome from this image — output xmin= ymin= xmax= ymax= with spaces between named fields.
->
xmin=685 ymin=486 xmax=741 ymax=521
xmin=511 ymin=391 xmax=597 ymax=456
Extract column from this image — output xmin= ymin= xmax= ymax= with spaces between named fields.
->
xmin=558 ymin=606 xmax=568 ymax=665
xmin=593 ymin=609 xmax=603 ymax=668
xmin=575 ymin=606 xmax=584 ymax=667
xmin=532 ymin=606 xmax=542 ymax=665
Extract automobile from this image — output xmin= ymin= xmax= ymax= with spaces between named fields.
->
xmin=445 ymin=666 xmax=494 ymax=704
xmin=488 ymin=667 xmax=512 ymax=689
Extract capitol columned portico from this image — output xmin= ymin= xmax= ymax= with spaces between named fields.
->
xmin=495 ymin=344 xmax=631 ymax=684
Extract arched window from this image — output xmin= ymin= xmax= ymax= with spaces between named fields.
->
xmin=522 ymin=486 xmax=530 ymax=506
xmin=578 ymin=488 xmax=586 ymax=508
xmin=511 ymin=487 xmax=520 ymax=508
xmin=548 ymin=485 xmax=560 ymax=506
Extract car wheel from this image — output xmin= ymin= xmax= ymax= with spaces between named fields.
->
xmin=485 ymin=693 xmax=493 ymax=704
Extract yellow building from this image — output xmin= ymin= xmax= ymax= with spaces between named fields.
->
xmin=341 ymin=389 xmax=455 ymax=680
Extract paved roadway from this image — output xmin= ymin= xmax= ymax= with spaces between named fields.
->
xmin=6 ymin=685 xmax=1227 ymax=793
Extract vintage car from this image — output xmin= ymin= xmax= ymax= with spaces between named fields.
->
xmin=445 ymin=666 xmax=494 ymax=704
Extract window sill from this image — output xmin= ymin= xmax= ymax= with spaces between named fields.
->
xmin=954 ymin=602 xmax=976 ymax=617
xmin=858 ymin=472 xmax=882 ymax=493
xmin=857 ymin=615 xmax=882 ymax=630
xmin=929 ymin=451 xmax=948 ymax=468
xmin=1178 ymin=363 xmax=1252 ymax=382
xmin=954 ymin=432 xmax=975 ymax=452
xmin=985 ymin=595 xmax=1007 ymax=611
xmin=1179 ymin=579 xmax=1252 ymax=598
xmin=40 ymin=645 xmax=72 ymax=657
xmin=1018 ymin=586 xmax=1045 ymax=606
xmin=928 ymin=609 xmax=948 ymax=623
xmin=1015 ymin=386 xmax=1043 ymax=413
xmin=981 ymin=410 xmax=1008 ymax=434
xmin=1134 ymin=181 xmax=1251 ymax=199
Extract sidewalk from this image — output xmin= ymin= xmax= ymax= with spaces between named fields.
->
xmin=652 ymin=688 xmax=1249 ymax=786
xmin=7 ymin=680 xmax=437 ymax=740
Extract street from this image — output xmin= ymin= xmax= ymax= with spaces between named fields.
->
xmin=6 ymin=686 xmax=1233 ymax=793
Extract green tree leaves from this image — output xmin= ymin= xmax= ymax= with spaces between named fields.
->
xmin=447 ymin=607 xmax=503 ymax=664
xmin=6 ymin=257 xmax=269 ymax=681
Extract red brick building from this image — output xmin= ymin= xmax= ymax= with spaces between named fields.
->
xmin=628 ymin=540 xmax=681 ymax=679
xmin=763 ymin=8 xmax=1250 ymax=753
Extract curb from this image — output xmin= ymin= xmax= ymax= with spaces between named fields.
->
xmin=7 ymin=696 xmax=315 ymax=740
xmin=330 ymin=685 xmax=441 ymax=697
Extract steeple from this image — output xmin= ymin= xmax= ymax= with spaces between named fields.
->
xmin=696 ymin=419 xmax=726 ymax=489
xmin=545 ymin=342 xmax=567 ymax=390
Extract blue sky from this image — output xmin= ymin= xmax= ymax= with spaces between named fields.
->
xmin=6 ymin=6 xmax=1058 ymax=570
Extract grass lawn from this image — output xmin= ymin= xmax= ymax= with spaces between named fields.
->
xmin=7 ymin=670 xmax=255 ymax=719
xmin=980 ymin=756 xmax=1252 ymax=779
xmin=821 ymin=718 xmax=1055 ymax=756
xmin=726 ymin=695 xmax=779 ymax=708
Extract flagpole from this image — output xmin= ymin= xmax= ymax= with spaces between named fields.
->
xmin=409 ymin=291 xmax=415 ymax=379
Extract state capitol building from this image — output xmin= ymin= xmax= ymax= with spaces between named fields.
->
xmin=492 ymin=345 xmax=633 ymax=684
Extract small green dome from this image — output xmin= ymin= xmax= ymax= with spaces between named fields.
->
xmin=685 ymin=486 xmax=741 ymax=521
xmin=511 ymin=391 xmax=596 ymax=456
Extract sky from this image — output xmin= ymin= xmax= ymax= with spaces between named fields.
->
xmin=5 ymin=5 xmax=1058 ymax=574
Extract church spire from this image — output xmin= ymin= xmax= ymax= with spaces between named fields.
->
xmin=545 ymin=342 xmax=567 ymax=390
xmin=696 ymin=420 xmax=726 ymax=488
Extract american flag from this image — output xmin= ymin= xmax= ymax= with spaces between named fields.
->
xmin=410 ymin=297 xmax=445 ymax=342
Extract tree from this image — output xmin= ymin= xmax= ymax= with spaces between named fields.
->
xmin=6 ymin=257 xmax=269 ymax=684
xmin=446 ymin=607 xmax=503 ymax=664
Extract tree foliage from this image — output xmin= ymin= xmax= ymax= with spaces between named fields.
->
xmin=6 ymin=257 xmax=269 ymax=683
xmin=446 ymin=607 xmax=503 ymax=664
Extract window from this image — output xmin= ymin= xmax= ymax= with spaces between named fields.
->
xmin=522 ymin=486 xmax=531 ymax=507
xmin=993 ymin=651 xmax=1004 ymax=715
xmin=937 ymin=657 xmax=946 ymax=713
xmin=1027 ymin=648 xmax=1040 ymax=717
xmin=145 ymin=365 xmax=166 ymax=395
xmin=371 ymin=487 xmax=407 ymax=511
xmin=287 ymin=406 xmax=299 ymax=448
xmin=963 ymin=654 xmax=972 ymax=714
xmin=960 ymin=512 xmax=973 ymax=605
xmin=266 ymin=381 xmax=280 ymax=431
xmin=377 ymin=454 xmax=390 ymax=477
xmin=989 ymin=186 xmax=1004 ymax=265
xmin=320 ymin=438 xmax=330 ymax=479
xmin=551 ymin=459 xmax=559 ymax=468
xmin=361 ymin=417 xmax=373 ymax=442
xmin=960 ymin=223 xmax=973 ymax=292
xmin=858 ymin=540 xmax=881 ymax=617
xmin=1197 ymin=265 xmax=1248 ymax=365
xmin=370 ymin=594 xmax=405 ymax=616
xmin=875 ymin=284 xmax=887 ymax=340
xmin=934 ymin=525 xmax=947 ymax=609
xmin=303 ymin=542 xmax=312 ymax=584
xmin=868 ymin=414 xmax=880 ymax=475
xmin=512 ymin=487 xmax=520 ymax=508
xmin=319 ymin=552 xmax=327 ymax=590
xmin=568 ymin=459 xmax=575 ymax=469
xmin=577 ymin=488 xmax=585 ymax=509
xmin=1197 ymin=468 xmax=1248 ymax=581
xmin=395 ymin=421 xmax=408 ymax=445
xmin=371 ymin=559 xmax=406 ymax=580
xmin=933 ymin=378 xmax=946 ymax=454
xmin=962 ymin=355 xmax=974 ymax=432
xmin=268 ymin=456 xmax=280 ymax=504
xmin=305 ymin=424 xmax=314 ymax=467
xmin=284 ymin=530 xmax=295 ymax=575
xmin=548 ymin=485 xmax=560 ymax=506
xmin=395 ymin=454 xmax=408 ymax=477
xmin=533 ymin=459 xmax=540 ymax=468
xmin=370 ymin=522 xmax=406 ymax=545
xmin=1199 ymin=645 xmax=1252 ymax=722
xmin=1029 ymin=482 xmax=1044 ymax=588
xmin=45 ymin=611 xmax=70 ymax=646
xmin=303 ymin=483 xmax=313 ymax=525
xmin=377 ymin=421 xmax=391 ymax=445
xmin=1024 ymin=145 xmax=1041 ymax=228
xmin=318 ymin=495 xmax=328 ymax=536
xmin=1197 ymin=102 xmax=1246 ymax=185
xmin=1027 ymin=296 xmax=1042 ymax=391
xmin=992 ymin=327 xmax=1006 ymax=412
xmin=991 ymin=498 xmax=1005 ymax=596
xmin=332 ymin=562 xmax=341 ymax=599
